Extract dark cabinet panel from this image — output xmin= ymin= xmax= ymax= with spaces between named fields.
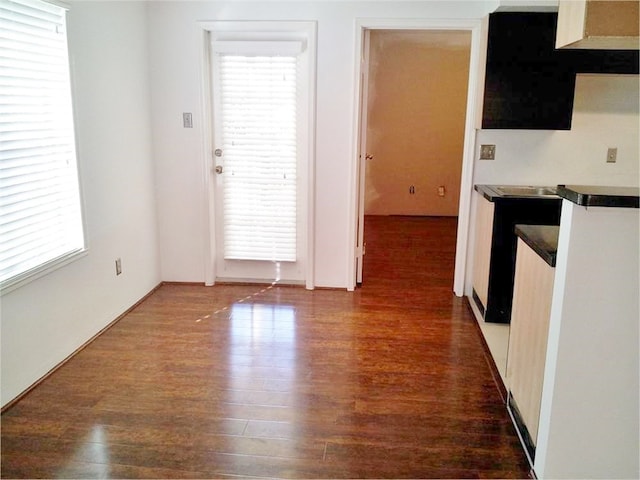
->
xmin=571 ymin=49 xmax=639 ymax=74
xmin=482 ymin=12 xmax=639 ymax=130
xmin=484 ymin=197 xmax=561 ymax=324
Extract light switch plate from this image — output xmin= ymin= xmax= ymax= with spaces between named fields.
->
xmin=183 ymin=112 xmax=193 ymax=128
xmin=607 ymin=147 xmax=617 ymax=163
xmin=480 ymin=144 xmax=496 ymax=160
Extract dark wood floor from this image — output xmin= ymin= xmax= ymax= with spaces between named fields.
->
xmin=1 ymin=216 xmax=530 ymax=479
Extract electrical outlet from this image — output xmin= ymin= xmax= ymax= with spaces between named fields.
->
xmin=409 ymin=185 xmax=415 ymax=195
xmin=606 ymin=147 xmax=617 ymax=163
xmin=115 ymin=258 xmax=122 ymax=276
xmin=438 ymin=186 xmax=445 ymax=197
xmin=480 ymin=144 xmax=496 ymax=160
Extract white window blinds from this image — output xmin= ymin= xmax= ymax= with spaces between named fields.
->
xmin=0 ymin=0 xmax=85 ymax=287
xmin=218 ymin=54 xmax=298 ymax=262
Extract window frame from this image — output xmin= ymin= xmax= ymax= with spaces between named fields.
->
xmin=0 ymin=0 xmax=87 ymax=294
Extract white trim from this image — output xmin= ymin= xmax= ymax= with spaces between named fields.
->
xmin=197 ymin=20 xmax=316 ymax=290
xmin=197 ymin=28 xmax=216 ymax=286
xmin=349 ymin=18 xmax=482 ymax=295
xmin=0 ymin=248 xmax=88 ymax=296
xmin=42 ymin=0 xmax=70 ymax=10
xmin=304 ymin=24 xmax=317 ymax=291
xmin=454 ymin=20 xmax=483 ymax=297
xmin=211 ymin=40 xmax=305 ymax=55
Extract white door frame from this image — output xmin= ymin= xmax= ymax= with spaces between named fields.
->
xmin=349 ymin=18 xmax=482 ymax=296
xmin=355 ymin=29 xmax=371 ymax=286
xmin=197 ymin=21 xmax=317 ymax=290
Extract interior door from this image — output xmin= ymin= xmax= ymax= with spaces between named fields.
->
xmin=210 ymin=38 xmax=308 ymax=284
xmin=355 ymin=29 xmax=371 ymax=286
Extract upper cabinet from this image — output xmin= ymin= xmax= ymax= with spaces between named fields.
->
xmin=482 ymin=13 xmax=574 ymax=130
xmin=481 ymin=12 xmax=639 ymax=130
xmin=556 ymin=0 xmax=640 ymax=50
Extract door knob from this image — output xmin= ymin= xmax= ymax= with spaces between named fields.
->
xmin=365 ymin=154 xmax=374 ymax=160
xmin=215 ymin=165 xmax=223 ymax=174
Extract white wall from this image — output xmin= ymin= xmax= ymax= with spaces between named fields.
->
xmin=474 ymin=74 xmax=640 ymax=187
xmin=147 ymin=1 xmax=496 ymax=288
xmin=466 ymin=74 xmax=640 ymax=295
xmin=536 ymin=202 xmax=639 ymax=478
xmin=0 ymin=1 xmax=160 ymax=407
xmin=365 ymin=30 xmax=471 ymax=216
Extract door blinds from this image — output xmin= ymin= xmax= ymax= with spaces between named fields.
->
xmin=0 ymin=0 xmax=84 ymax=287
xmin=217 ymin=53 xmax=298 ymax=262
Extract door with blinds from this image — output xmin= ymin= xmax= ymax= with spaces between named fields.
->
xmin=209 ymin=31 xmax=311 ymax=285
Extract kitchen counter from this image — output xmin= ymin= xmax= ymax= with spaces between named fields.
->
xmin=514 ymin=225 xmax=559 ymax=267
xmin=475 ymin=184 xmax=558 ymax=202
xmin=471 ymin=183 xmax=639 ymax=478
xmin=475 ymin=184 xmax=501 ymax=202
xmin=477 ymin=184 xmax=640 ymax=208
xmin=472 ymin=185 xmax=561 ymax=324
xmin=557 ymin=185 xmax=640 ymax=208
xmin=533 ymin=190 xmax=639 ymax=479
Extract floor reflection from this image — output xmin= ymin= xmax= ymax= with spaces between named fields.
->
xmin=230 ymin=303 xmax=296 ymax=345
xmin=226 ymin=302 xmax=298 ymax=387
xmin=62 ymin=425 xmax=110 ymax=477
xmin=225 ymin=302 xmax=300 ymax=461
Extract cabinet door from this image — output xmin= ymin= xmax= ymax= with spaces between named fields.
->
xmin=482 ymin=12 xmax=576 ymax=130
xmin=472 ymin=193 xmax=494 ymax=313
xmin=507 ymin=239 xmax=555 ymax=450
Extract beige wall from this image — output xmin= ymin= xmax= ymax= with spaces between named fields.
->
xmin=364 ymin=30 xmax=471 ymax=216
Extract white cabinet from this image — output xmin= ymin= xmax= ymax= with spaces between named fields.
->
xmin=535 ymin=200 xmax=639 ymax=479
xmin=472 ymin=192 xmax=494 ymax=313
xmin=506 ymin=237 xmax=555 ymax=460
xmin=556 ymin=0 xmax=640 ymax=50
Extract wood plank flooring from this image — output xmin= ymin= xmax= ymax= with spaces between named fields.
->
xmin=1 ymin=215 xmax=531 ymax=479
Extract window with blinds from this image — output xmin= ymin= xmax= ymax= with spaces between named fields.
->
xmin=0 ymin=0 xmax=85 ymax=289
xmin=217 ymin=53 xmax=298 ymax=262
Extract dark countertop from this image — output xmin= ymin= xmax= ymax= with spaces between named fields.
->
xmin=474 ymin=184 xmax=559 ymax=202
xmin=557 ymin=185 xmax=639 ymax=208
xmin=475 ymin=184 xmax=500 ymax=201
xmin=515 ymin=224 xmax=560 ymax=267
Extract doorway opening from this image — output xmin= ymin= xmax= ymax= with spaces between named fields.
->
xmin=352 ymin=21 xmax=481 ymax=294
